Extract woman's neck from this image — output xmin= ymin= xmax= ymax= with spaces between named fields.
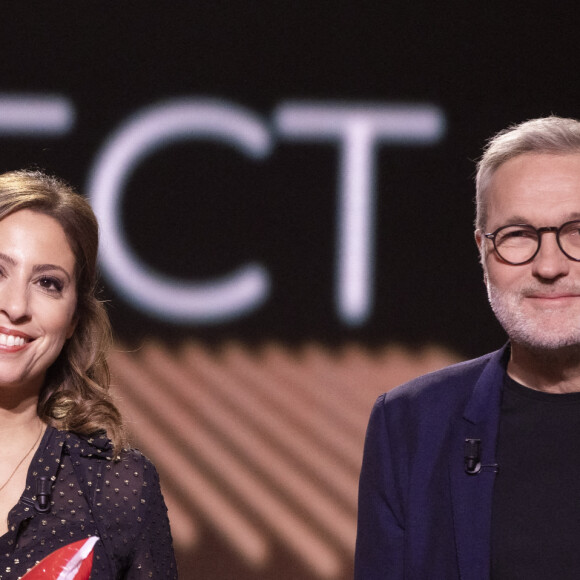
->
xmin=0 ymin=392 xmax=42 ymax=442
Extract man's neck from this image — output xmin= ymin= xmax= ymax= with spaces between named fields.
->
xmin=508 ymin=343 xmax=580 ymax=394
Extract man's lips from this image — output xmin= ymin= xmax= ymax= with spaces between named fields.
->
xmin=525 ymin=293 xmax=580 ymax=304
xmin=527 ymin=292 xmax=580 ymax=298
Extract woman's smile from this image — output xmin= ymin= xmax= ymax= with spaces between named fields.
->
xmin=0 ymin=210 xmax=77 ymax=392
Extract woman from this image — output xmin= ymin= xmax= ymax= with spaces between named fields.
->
xmin=0 ymin=170 xmax=177 ymax=578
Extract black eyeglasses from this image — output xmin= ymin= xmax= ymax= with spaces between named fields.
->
xmin=484 ymin=220 xmax=580 ymax=265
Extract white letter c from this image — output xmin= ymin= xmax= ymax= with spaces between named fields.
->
xmin=87 ymin=99 xmax=271 ymax=323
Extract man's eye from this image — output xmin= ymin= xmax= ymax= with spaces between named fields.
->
xmin=506 ymin=229 xmax=534 ymax=238
xmin=498 ymin=229 xmax=536 ymax=243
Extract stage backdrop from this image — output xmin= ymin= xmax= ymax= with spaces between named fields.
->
xmin=1 ymin=3 xmax=580 ymax=578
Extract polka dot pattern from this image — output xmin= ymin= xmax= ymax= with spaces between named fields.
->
xmin=0 ymin=427 xmax=177 ymax=579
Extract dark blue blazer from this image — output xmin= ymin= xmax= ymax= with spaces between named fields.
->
xmin=355 ymin=346 xmax=508 ymax=579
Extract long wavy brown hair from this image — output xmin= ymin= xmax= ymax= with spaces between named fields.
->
xmin=0 ymin=169 xmax=126 ymax=455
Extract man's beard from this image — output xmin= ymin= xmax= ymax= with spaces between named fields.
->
xmin=486 ymin=278 xmax=580 ymax=352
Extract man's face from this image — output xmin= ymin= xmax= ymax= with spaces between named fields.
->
xmin=476 ymin=152 xmax=580 ymax=351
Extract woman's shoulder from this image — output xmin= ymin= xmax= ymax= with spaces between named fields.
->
xmin=56 ymin=428 xmax=157 ymax=476
xmin=57 ymin=428 xmax=115 ymax=459
xmin=115 ymin=446 xmax=161 ymax=486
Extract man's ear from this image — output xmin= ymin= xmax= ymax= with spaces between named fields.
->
xmin=474 ymin=229 xmax=488 ymax=284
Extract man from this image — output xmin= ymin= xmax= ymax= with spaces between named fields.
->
xmin=355 ymin=116 xmax=580 ymax=579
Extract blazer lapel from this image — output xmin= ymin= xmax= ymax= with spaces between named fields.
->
xmin=449 ymin=347 xmax=507 ymax=580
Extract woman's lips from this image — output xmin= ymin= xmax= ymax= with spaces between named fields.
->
xmin=0 ymin=327 xmax=33 ymax=348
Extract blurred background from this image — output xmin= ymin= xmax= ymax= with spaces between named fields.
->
xmin=2 ymin=3 xmax=580 ymax=577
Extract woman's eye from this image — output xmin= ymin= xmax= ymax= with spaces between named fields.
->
xmin=38 ymin=276 xmax=64 ymax=293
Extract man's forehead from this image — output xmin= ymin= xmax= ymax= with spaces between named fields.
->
xmin=484 ymin=154 xmax=580 ymax=230
xmin=493 ymin=151 xmax=580 ymax=175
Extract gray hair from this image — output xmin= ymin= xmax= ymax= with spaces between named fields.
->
xmin=475 ymin=116 xmax=580 ymax=231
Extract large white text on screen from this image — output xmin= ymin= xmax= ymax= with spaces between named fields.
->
xmin=0 ymin=95 xmax=445 ymax=325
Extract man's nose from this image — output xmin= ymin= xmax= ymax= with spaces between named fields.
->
xmin=532 ymin=232 xmax=571 ymax=279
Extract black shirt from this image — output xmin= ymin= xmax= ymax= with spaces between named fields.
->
xmin=491 ymin=375 xmax=580 ymax=579
xmin=0 ymin=426 xmax=177 ymax=579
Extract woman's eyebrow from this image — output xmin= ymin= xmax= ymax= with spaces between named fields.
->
xmin=32 ymin=263 xmax=72 ymax=283
xmin=0 ymin=252 xmax=16 ymax=266
xmin=0 ymin=253 xmax=73 ymax=283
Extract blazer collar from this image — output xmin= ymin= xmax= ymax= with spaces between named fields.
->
xmin=463 ymin=345 xmax=510 ymax=424
xmin=449 ymin=344 xmax=508 ymax=580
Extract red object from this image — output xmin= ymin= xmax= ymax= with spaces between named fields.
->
xmin=21 ymin=536 xmax=98 ymax=580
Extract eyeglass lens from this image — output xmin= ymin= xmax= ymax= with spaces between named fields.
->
xmin=493 ymin=221 xmax=580 ymax=264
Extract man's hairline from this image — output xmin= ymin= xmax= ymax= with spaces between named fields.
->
xmin=475 ymin=149 xmax=580 ymax=233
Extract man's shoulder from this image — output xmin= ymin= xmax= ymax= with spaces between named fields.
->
xmin=378 ymin=347 xmax=504 ymax=412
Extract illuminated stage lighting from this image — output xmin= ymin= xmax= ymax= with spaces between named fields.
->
xmin=110 ymin=340 xmax=459 ymax=579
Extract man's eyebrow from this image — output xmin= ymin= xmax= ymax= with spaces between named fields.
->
xmin=486 ymin=215 xmax=530 ymax=230
xmin=491 ymin=212 xmax=580 ymax=228
xmin=499 ymin=215 xmax=529 ymax=224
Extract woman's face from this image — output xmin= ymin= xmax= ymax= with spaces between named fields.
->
xmin=0 ymin=209 xmax=77 ymax=395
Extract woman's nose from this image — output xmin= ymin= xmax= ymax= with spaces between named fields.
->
xmin=0 ymin=281 xmax=31 ymax=323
